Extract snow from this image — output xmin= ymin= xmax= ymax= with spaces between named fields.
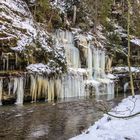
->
xmin=97 ymin=78 xmax=114 ymax=84
xmin=96 ymin=30 xmax=106 ymax=41
xmin=0 ymin=0 xmax=53 ymax=52
xmin=113 ymin=67 xmax=140 ymax=73
xmin=106 ymin=73 xmax=117 ymax=79
xmin=26 ymin=61 xmax=64 ymax=74
xmin=26 ymin=63 xmax=52 ymax=74
xmin=70 ymin=95 xmax=140 ymax=140
xmin=1 ymin=0 xmax=37 ymax=51
xmin=50 ymin=0 xmax=66 ymax=12
xmin=85 ymin=80 xmax=100 ymax=85
xmin=86 ymin=34 xmax=94 ymax=41
xmin=131 ymin=38 xmax=140 ymax=46
xmin=1 ymin=0 xmax=29 ymax=15
xmin=71 ymin=28 xmax=82 ymax=34
xmin=68 ymin=68 xmax=88 ymax=76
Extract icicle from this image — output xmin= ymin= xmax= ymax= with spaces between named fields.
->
xmin=3 ymin=58 xmax=5 ymax=70
xmin=47 ymin=80 xmax=52 ymax=101
xmin=93 ymin=48 xmax=100 ymax=79
xmin=60 ymin=72 xmax=85 ymax=98
xmin=100 ymin=50 xmax=105 ymax=78
xmin=0 ymin=79 xmax=3 ymax=105
xmin=13 ymin=78 xmax=18 ymax=94
xmin=56 ymin=30 xmax=81 ymax=68
xmin=6 ymin=55 xmax=9 ymax=71
xmin=107 ymin=82 xmax=112 ymax=95
xmin=15 ymin=77 xmax=24 ymax=105
xmin=87 ymin=43 xmax=93 ymax=79
xmin=15 ymin=53 xmax=18 ymax=67
xmin=37 ymin=75 xmax=43 ymax=99
xmin=107 ymin=82 xmax=115 ymax=100
xmin=95 ymin=84 xmax=99 ymax=95
xmin=30 ymin=75 xmax=37 ymax=102
xmin=55 ymin=78 xmax=62 ymax=98
xmin=124 ymin=82 xmax=129 ymax=93
xmin=60 ymin=76 xmax=65 ymax=99
xmin=8 ymin=79 xmax=12 ymax=95
xmin=42 ymin=78 xmax=48 ymax=100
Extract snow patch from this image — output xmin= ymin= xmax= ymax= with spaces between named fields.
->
xmin=26 ymin=63 xmax=52 ymax=74
xmin=113 ymin=67 xmax=140 ymax=73
xmin=131 ymin=38 xmax=140 ymax=46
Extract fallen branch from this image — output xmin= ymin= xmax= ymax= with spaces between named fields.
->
xmin=106 ymin=112 xmax=140 ymax=119
xmin=96 ymin=100 xmax=140 ymax=119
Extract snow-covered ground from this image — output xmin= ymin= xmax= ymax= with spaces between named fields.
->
xmin=70 ymin=95 xmax=140 ymax=140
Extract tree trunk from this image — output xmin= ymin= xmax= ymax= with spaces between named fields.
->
xmin=34 ymin=2 xmax=37 ymax=20
xmin=127 ymin=0 xmax=135 ymax=97
xmin=73 ymin=5 xmax=77 ymax=25
xmin=94 ymin=0 xmax=98 ymax=33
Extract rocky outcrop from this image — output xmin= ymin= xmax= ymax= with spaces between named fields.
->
xmin=0 ymin=0 xmax=66 ymax=75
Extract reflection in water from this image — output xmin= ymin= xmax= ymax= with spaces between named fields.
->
xmin=0 ymin=95 xmax=122 ymax=140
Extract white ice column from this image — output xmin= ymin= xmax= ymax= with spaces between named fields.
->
xmin=0 ymin=79 xmax=3 ymax=105
xmin=87 ymin=44 xmax=93 ymax=79
xmin=15 ymin=77 xmax=24 ymax=105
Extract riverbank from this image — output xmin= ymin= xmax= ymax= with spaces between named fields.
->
xmin=70 ymin=95 xmax=140 ymax=140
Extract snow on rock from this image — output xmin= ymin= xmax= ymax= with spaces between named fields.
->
xmin=36 ymin=24 xmax=52 ymax=52
xmin=50 ymin=0 xmax=66 ymax=12
xmin=131 ymin=38 xmax=140 ymax=46
xmin=113 ymin=67 xmax=140 ymax=73
xmin=68 ymin=68 xmax=88 ymax=76
xmin=70 ymin=95 xmax=140 ymax=140
xmin=85 ymin=80 xmax=100 ymax=85
xmin=71 ymin=28 xmax=82 ymax=35
xmin=26 ymin=63 xmax=52 ymax=74
xmin=97 ymin=78 xmax=114 ymax=84
xmin=74 ymin=34 xmax=88 ymax=48
xmin=0 ymin=0 xmax=53 ymax=52
xmin=1 ymin=0 xmax=37 ymax=51
xmin=106 ymin=73 xmax=117 ymax=79
xmin=0 ymin=0 xmax=66 ymax=74
xmin=26 ymin=60 xmax=64 ymax=75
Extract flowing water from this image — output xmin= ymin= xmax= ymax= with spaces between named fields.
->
xmin=0 ymin=95 xmax=123 ymax=140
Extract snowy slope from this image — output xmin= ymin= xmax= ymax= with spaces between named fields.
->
xmin=71 ymin=95 xmax=140 ymax=140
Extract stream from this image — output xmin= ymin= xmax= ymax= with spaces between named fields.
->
xmin=0 ymin=95 xmax=124 ymax=140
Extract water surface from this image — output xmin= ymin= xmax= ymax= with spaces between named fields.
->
xmin=0 ymin=95 xmax=123 ymax=140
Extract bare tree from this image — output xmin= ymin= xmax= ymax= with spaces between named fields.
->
xmin=73 ymin=5 xmax=77 ymax=25
xmin=127 ymin=0 xmax=135 ymax=97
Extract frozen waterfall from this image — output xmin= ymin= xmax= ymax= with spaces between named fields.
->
xmin=55 ymin=30 xmax=114 ymax=98
xmin=0 ymin=30 xmax=115 ymax=105
xmin=56 ymin=30 xmax=81 ymax=68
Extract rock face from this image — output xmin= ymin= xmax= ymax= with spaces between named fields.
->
xmin=1 ymin=0 xmax=36 ymax=51
xmin=0 ymin=0 xmax=66 ymax=74
xmin=0 ymin=0 xmax=67 ymax=104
